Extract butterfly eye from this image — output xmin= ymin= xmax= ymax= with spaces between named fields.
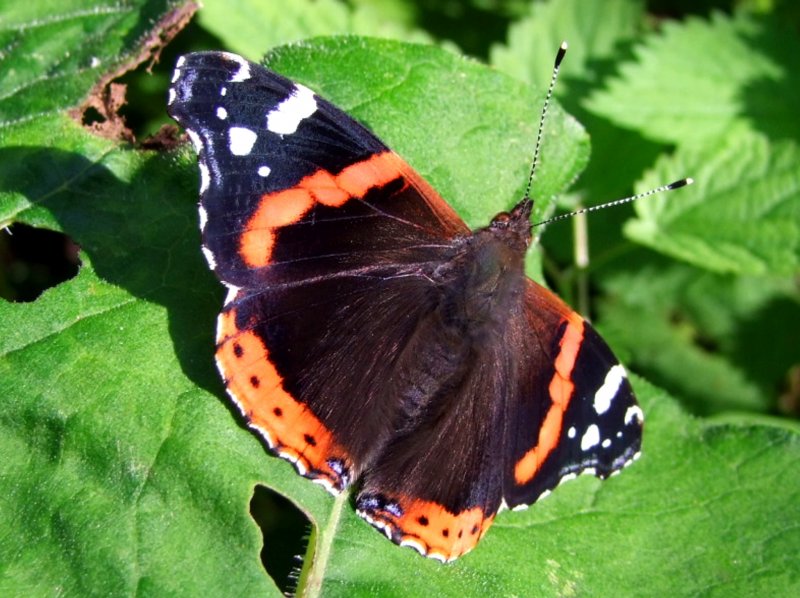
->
xmin=491 ymin=212 xmax=511 ymax=228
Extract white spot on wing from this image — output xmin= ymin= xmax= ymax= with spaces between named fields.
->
xmin=257 ymin=165 xmax=271 ymax=177
xmin=581 ymin=424 xmax=600 ymax=451
xmin=198 ymin=205 xmax=208 ymax=231
xmin=186 ymin=129 xmax=203 ymax=153
xmin=400 ymin=538 xmax=426 ymax=555
xmin=176 ymin=55 xmax=186 ymax=68
xmin=625 ymin=405 xmax=644 ymax=425
xmin=220 ymin=87 xmax=227 ymax=96
xmin=221 ymin=52 xmax=251 ymax=82
xmin=567 ymin=426 xmax=576 ymax=439
xmin=171 ymin=67 xmax=181 ymax=83
xmin=602 ymin=438 xmax=612 ymax=449
xmin=228 ymin=127 xmax=257 ymax=156
xmin=558 ymin=472 xmax=577 ymax=486
xmin=224 ymin=284 xmax=241 ymax=306
xmin=198 ymin=162 xmax=210 ymax=194
xmin=216 ymin=106 xmax=228 ymax=120
xmin=311 ymin=477 xmax=337 ymax=495
xmin=201 ymin=246 xmax=217 ymax=269
xmin=167 ymin=88 xmax=176 ymax=105
xmin=594 ymin=364 xmax=626 ymax=415
xmin=253 ymin=426 xmax=275 ymax=449
xmin=266 ymin=84 xmax=317 ymax=135
xmin=279 ymin=451 xmax=308 ymax=475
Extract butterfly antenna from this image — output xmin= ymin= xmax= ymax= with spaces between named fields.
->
xmin=523 ymin=41 xmax=568 ymax=204
xmin=532 ymin=178 xmax=694 ymax=227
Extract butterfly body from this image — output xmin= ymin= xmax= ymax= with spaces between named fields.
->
xmin=168 ymin=51 xmax=642 ymax=562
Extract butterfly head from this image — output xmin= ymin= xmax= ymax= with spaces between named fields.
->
xmin=487 ymin=198 xmax=533 ymax=250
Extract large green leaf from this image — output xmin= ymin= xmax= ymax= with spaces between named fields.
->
xmin=585 ymin=11 xmax=800 ymax=145
xmin=1 ymin=3 xmax=799 ymax=596
xmin=629 ymin=127 xmax=800 ymax=276
xmin=597 ymin=259 xmax=800 ymax=416
xmin=197 ymin=0 xmax=431 ymax=62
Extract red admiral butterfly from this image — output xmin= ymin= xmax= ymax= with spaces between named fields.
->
xmin=168 ymin=47 xmax=651 ymax=562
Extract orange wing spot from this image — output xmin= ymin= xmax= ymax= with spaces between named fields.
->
xmin=216 ymin=326 xmax=350 ymax=489
xmin=301 ymin=170 xmax=350 ymax=207
xmin=239 ymin=188 xmax=314 ymax=268
xmin=514 ymin=312 xmax=585 ymax=485
xmin=239 ymin=151 xmax=403 ymax=267
xmin=335 ymin=152 xmax=403 ymax=199
xmin=239 ymin=228 xmax=277 ymax=269
xmin=366 ymin=497 xmax=494 ymax=561
xmin=399 ymin=500 xmax=493 ymax=561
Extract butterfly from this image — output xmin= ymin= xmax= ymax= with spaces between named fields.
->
xmin=167 ymin=48 xmax=644 ymax=562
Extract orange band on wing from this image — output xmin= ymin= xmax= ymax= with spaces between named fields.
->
xmin=362 ymin=496 xmax=495 ymax=562
xmin=215 ymin=307 xmax=351 ymax=490
xmin=398 ymin=500 xmax=494 ymax=562
xmin=513 ymin=312 xmax=585 ymax=485
xmin=239 ymin=151 xmax=405 ymax=268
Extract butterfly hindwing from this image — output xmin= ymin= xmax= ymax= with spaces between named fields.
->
xmin=502 ymin=282 xmax=643 ymax=509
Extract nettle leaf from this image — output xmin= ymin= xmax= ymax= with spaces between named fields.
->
xmin=597 ymin=260 xmax=800 ymax=416
xmin=1 ymin=10 xmax=799 ymax=598
xmin=489 ymin=0 xmax=651 ymax=197
xmin=0 ymin=0 xmax=191 ymax=131
xmin=198 ymin=0 xmax=431 ymax=62
xmin=585 ymin=11 xmax=800 ymax=145
xmin=628 ymin=127 xmax=800 ymax=276
xmin=490 ymin=0 xmax=645 ymax=92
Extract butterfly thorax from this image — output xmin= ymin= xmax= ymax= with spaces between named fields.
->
xmin=435 ymin=202 xmax=531 ymax=338
xmin=384 ymin=205 xmax=531 ymax=433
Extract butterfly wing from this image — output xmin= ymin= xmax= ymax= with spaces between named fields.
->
xmin=502 ymin=281 xmax=642 ymax=508
xmin=168 ymin=52 xmax=469 ymax=491
xmin=355 ymin=277 xmax=642 ymax=562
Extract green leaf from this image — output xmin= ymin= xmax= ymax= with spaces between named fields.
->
xmin=490 ymin=0 xmax=645 ymax=93
xmin=197 ymin=0 xmax=431 ymax=62
xmin=627 ymin=128 xmax=800 ymax=276
xmin=2 ymin=4 xmax=799 ymax=595
xmin=597 ymin=259 xmax=800 ymax=415
xmin=0 ymin=122 xmax=286 ymax=597
xmin=585 ymin=11 xmax=800 ymax=145
xmin=0 ymin=0 xmax=189 ymax=130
